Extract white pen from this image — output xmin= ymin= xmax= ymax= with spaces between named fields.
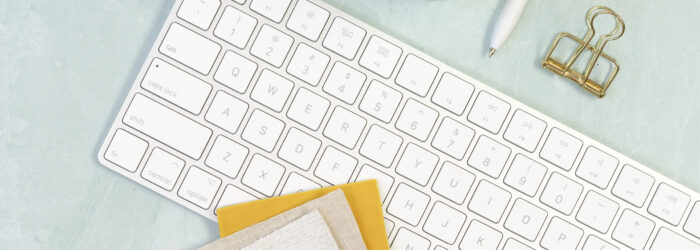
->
xmin=489 ymin=0 xmax=529 ymax=57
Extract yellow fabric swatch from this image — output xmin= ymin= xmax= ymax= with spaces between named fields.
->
xmin=216 ymin=180 xmax=389 ymax=249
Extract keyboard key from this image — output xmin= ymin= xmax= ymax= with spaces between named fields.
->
xmin=612 ymin=209 xmax=655 ymax=249
xmin=431 ymin=117 xmax=475 ymax=160
xmin=105 ymin=129 xmax=148 ymax=172
xmin=540 ymin=217 xmax=583 ymax=250
xmin=395 ymin=143 xmax=439 ymax=186
xmin=467 ymin=91 xmax=511 ymax=134
xmin=286 ymin=0 xmax=329 ymax=41
xmin=582 ymin=235 xmax=618 ymax=250
xmin=159 ymin=23 xmax=221 ymax=75
xmin=503 ymin=238 xmax=533 ymax=250
xmin=387 ymin=183 xmax=430 ymax=226
xmin=314 ymin=146 xmax=358 ymax=185
xmin=141 ymin=58 xmax=212 ymax=114
xmin=459 ymin=220 xmax=503 ymax=250
xmin=395 ymin=99 xmax=439 ymax=141
xmin=650 ymin=227 xmax=699 ymax=250
xmin=576 ymin=191 xmax=619 ymax=233
xmin=249 ymin=0 xmax=291 ymax=23
xmin=540 ymin=172 xmax=583 ymax=215
xmin=432 ymin=161 xmax=475 ymax=205
xmin=384 ymin=218 xmax=394 ymax=236
xmin=323 ymin=106 xmax=366 ymax=149
xmin=280 ymin=172 xmax=321 ymax=195
xmin=467 ymin=135 xmax=511 ymax=178
xmin=215 ymin=184 xmax=257 ymax=212
xmin=503 ymin=109 xmax=546 ymax=152
xmin=468 ymin=180 xmax=512 ymax=223
xmin=539 ymin=128 xmax=583 ymax=171
xmin=287 ymin=43 xmax=330 ymax=86
xmin=178 ymin=166 xmax=221 ymax=209
xmin=395 ymin=54 xmax=438 ymax=97
xmin=214 ymin=6 xmax=257 ymax=48
xmin=435 ymin=245 xmax=448 ymax=250
xmin=359 ymin=125 xmax=403 ymax=168
xmin=431 ymin=72 xmax=475 ymax=115
xmin=177 ymin=0 xmax=220 ymax=30
xmin=124 ymin=94 xmax=211 ymax=159
xmin=233 ymin=0 xmax=245 ymax=3
xmin=360 ymin=35 xmax=402 ymax=78
xmin=287 ymin=88 xmax=330 ymax=130
xmin=423 ymin=201 xmax=466 ymax=244
xmin=205 ymin=91 xmax=248 ymax=134
xmin=214 ymin=50 xmax=258 ymax=93
xmin=141 ymin=147 xmax=184 ymax=191
xmin=503 ymin=154 xmax=547 ymax=197
xmin=323 ymin=62 xmax=366 ymax=104
xmin=392 ymin=228 xmax=431 ymax=250
xmin=277 ymin=128 xmax=321 ymax=171
xmin=251 ymin=69 xmax=294 ymax=112
xmin=241 ymin=109 xmax=285 ymax=152
xmin=323 ymin=17 xmax=366 ymax=60
xmin=359 ymin=80 xmax=402 ymax=123
xmin=250 ymin=25 xmax=293 ymax=67
xmin=355 ymin=164 xmax=394 ymax=202
xmin=612 ymin=165 xmax=655 ymax=207
xmin=241 ymin=154 xmax=285 ymax=196
xmin=575 ymin=146 xmax=619 ymax=189
xmin=504 ymin=199 xmax=547 ymax=241
xmin=685 ymin=201 xmax=700 ymax=239
xmin=648 ymin=183 xmax=690 ymax=225
xmin=204 ymin=135 xmax=248 ymax=178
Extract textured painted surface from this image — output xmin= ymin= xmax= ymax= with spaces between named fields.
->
xmin=1 ymin=0 xmax=698 ymax=248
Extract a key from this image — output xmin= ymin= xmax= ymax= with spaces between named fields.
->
xmin=215 ymin=185 xmax=258 ymax=213
xmin=280 ymin=172 xmax=321 ymax=195
xmin=355 ymin=164 xmax=394 ymax=202
xmin=314 ymin=146 xmax=358 ymax=185
xmin=650 ymin=227 xmax=699 ymax=250
xmin=286 ymin=0 xmax=329 ymax=41
xmin=204 ymin=135 xmax=249 ymax=178
xmin=459 ymin=220 xmax=503 ymax=250
xmin=323 ymin=62 xmax=366 ymax=104
xmin=467 ymin=91 xmax=511 ymax=134
xmin=177 ymin=0 xmax=220 ymax=30
xmin=323 ymin=17 xmax=366 ymax=60
xmin=249 ymin=0 xmax=292 ymax=23
xmin=396 ymin=98 xmax=439 ymax=141
xmin=468 ymin=180 xmax=512 ymax=223
xmin=503 ymin=109 xmax=547 ymax=152
xmin=582 ymin=235 xmax=618 ymax=250
xmin=359 ymin=125 xmax=403 ymax=168
xmin=467 ymin=135 xmax=511 ymax=179
xmin=392 ymin=228 xmax=431 ymax=250
xmin=241 ymin=109 xmax=285 ymax=152
xmin=159 ymin=23 xmax=221 ymax=75
xmin=105 ymin=129 xmax=148 ymax=172
xmin=178 ymin=166 xmax=221 ymax=209
xmin=539 ymin=128 xmax=583 ymax=171
xmin=277 ymin=128 xmax=321 ymax=171
xmin=287 ymin=87 xmax=330 ymax=130
xmin=359 ymin=80 xmax=402 ymax=123
xmin=575 ymin=191 xmax=619 ymax=233
xmin=575 ymin=146 xmax=619 ymax=189
xmin=540 ymin=172 xmax=583 ymax=215
xmin=387 ymin=183 xmax=430 ymax=226
xmin=241 ymin=154 xmax=285 ymax=197
xmin=250 ymin=25 xmax=293 ymax=67
xmin=648 ymin=183 xmax=690 ymax=225
xmin=612 ymin=209 xmax=655 ymax=249
xmin=431 ymin=117 xmax=475 ymax=160
xmin=287 ymin=43 xmax=330 ymax=86
xmin=214 ymin=6 xmax=257 ymax=48
xmin=395 ymin=143 xmax=439 ymax=186
xmin=540 ymin=217 xmax=583 ymax=250
xmin=431 ymin=72 xmax=475 ymax=115
xmin=611 ymin=165 xmax=655 ymax=207
xmin=214 ymin=50 xmax=258 ymax=94
xmin=685 ymin=202 xmax=700 ymax=239
xmin=503 ymin=154 xmax=547 ymax=197
xmin=141 ymin=58 xmax=212 ymax=114
xmin=359 ymin=35 xmax=402 ymax=78
xmin=141 ymin=147 xmax=184 ymax=191
xmin=504 ymin=198 xmax=547 ymax=242
xmin=503 ymin=238 xmax=533 ymax=250
xmin=205 ymin=91 xmax=248 ymax=134
xmin=395 ymin=54 xmax=438 ymax=97
xmin=384 ymin=218 xmax=394 ymax=236
xmin=251 ymin=69 xmax=294 ymax=112
xmin=432 ymin=161 xmax=476 ymax=205
xmin=323 ymin=106 xmax=366 ymax=149
xmin=423 ymin=201 xmax=466 ymax=244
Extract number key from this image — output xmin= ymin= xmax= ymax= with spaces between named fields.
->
xmin=467 ymin=91 xmax=511 ymax=134
xmin=287 ymin=43 xmax=330 ymax=86
xmin=323 ymin=62 xmax=366 ymax=104
xmin=395 ymin=99 xmax=439 ymax=141
xmin=431 ymin=117 xmax=475 ymax=160
xmin=467 ymin=135 xmax=511 ymax=178
xmin=250 ymin=25 xmax=293 ymax=67
xmin=359 ymin=80 xmax=402 ymax=123
xmin=540 ymin=173 xmax=583 ymax=215
xmin=503 ymin=154 xmax=547 ymax=197
xmin=214 ymin=6 xmax=257 ymax=49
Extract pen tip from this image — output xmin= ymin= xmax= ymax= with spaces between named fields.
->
xmin=489 ymin=48 xmax=496 ymax=57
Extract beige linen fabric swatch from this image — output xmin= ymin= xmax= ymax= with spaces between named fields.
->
xmin=199 ymin=189 xmax=366 ymax=250
xmin=240 ymin=210 xmax=339 ymax=250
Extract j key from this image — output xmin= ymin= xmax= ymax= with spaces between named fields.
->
xmin=251 ymin=69 xmax=294 ymax=112
xmin=241 ymin=109 xmax=285 ymax=152
xmin=359 ymin=124 xmax=402 ymax=168
xmin=323 ymin=17 xmax=366 ymax=60
xmin=468 ymin=180 xmax=512 ymax=223
xmin=314 ymin=146 xmax=358 ymax=185
xmin=540 ymin=217 xmax=583 ymax=250
xmin=280 ymin=172 xmax=321 ymax=195
xmin=323 ymin=106 xmax=366 ymax=149
xmin=287 ymin=43 xmax=330 ymax=86
xmin=467 ymin=135 xmax=511 ymax=179
xmin=431 ymin=117 xmax=475 ymax=160
xmin=141 ymin=58 xmax=211 ymax=115
xmin=503 ymin=154 xmax=547 ymax=197
xmin=503 ymin=109 xmax=546 ymax=152
xmin=396 ymin=99 xmax=439 ymax=141
xmin=241 ymin=154 xmax=285 ymax=197
xmin=205 ymin=90 xmax=248 ymax=134
xmin=177 ymin=0 xmax=220 ymax=30
xmin=178 ymin=166 xmax=221 ymax=209
xmin=214 ymin=50 xmax=258 ymax=93
xmin=355 ymin=164 xmax=394 ymax=202
xmin=575 ymin=146 xmax=619 ymax=189
xmin=159 ymin=23 xmax=221 ymax=75
xmin=214 ymin=6 xmax=257 ymax=49
xmin=392 ymin=228 xmax=431 ymax=250
xmin=582 ymin=235 xmax=618 ymax=250
xmin=575 ymin=191 xmax=619 ymax=233
xmin=286 ymin=87 xmax=330 ymax=130
xmin=249 ymin=0 xmax=292 ymax=23
xmin=359 ymin=80 xmax=402 ymax=123
xmin=141 ymin=147 xmax=184 ymax=191
xmin=650 ymin=227 xmax=699 ymax=250
xmin=612 ymin=165 xmax=655 ymax=207
xmin=432 ymin=161 xmax=475 ymax=205
xmin=105 ymin=129 xmax=148 ymax=172
xmin=323 ymin=62 xmax=366 ymax=104
xmin=286 ymin=0 xmax=329 ymax=41
xmin=467 ymin=91 xmax=511 ymax=134
xmin=504 ymin=198 xmax=547 ymax=241
xmin=204 ymin=135 xmax=249 ymax=178
xmin=250 ymin=25 xmax=293 ymax=67
xmin=359 ymin=35 xmax=402 ymax=78
xmin=647 ymin=183 xmax=690 ymax=225
xmin=459 ymin=220 xmax=503 ymax=250
xmin=540 ymin=128 xmax=583 ymax=171
xmin=612 ymin=209 xmax=655 ymax=249
xmin=503 ymin=238 xmax=533 ymax=250
xmin=423 ymin=201 xmax=466 ymax=244
xmin=395 ymin=143 xmax=439 ymax=186
xmin=395 ymin=54 xmax=438 ymax=97
xmin=540 ymin=172 xmax=583 ymax=215
xmin=216 ymin=185 xmax=257 ymax=212
xmin=431 ymin=72 xmax=475 ymax=116
xmin=387 ymin=183 xmax=430 ymax=226
xmin=685 ymin=201 xmax=700 ymax=239
xmin=277 ymin=128 xmax=321 ymax=171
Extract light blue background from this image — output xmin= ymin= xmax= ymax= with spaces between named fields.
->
xmin=1 ymin=0 xmax=699 ymax=248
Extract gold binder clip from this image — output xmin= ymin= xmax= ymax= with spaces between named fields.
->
xmin=542 ymin=6 xmax=625 ymax=98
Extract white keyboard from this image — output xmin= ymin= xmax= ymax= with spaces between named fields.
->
xmin=97 ymin=0 xmax=700 ymax=249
